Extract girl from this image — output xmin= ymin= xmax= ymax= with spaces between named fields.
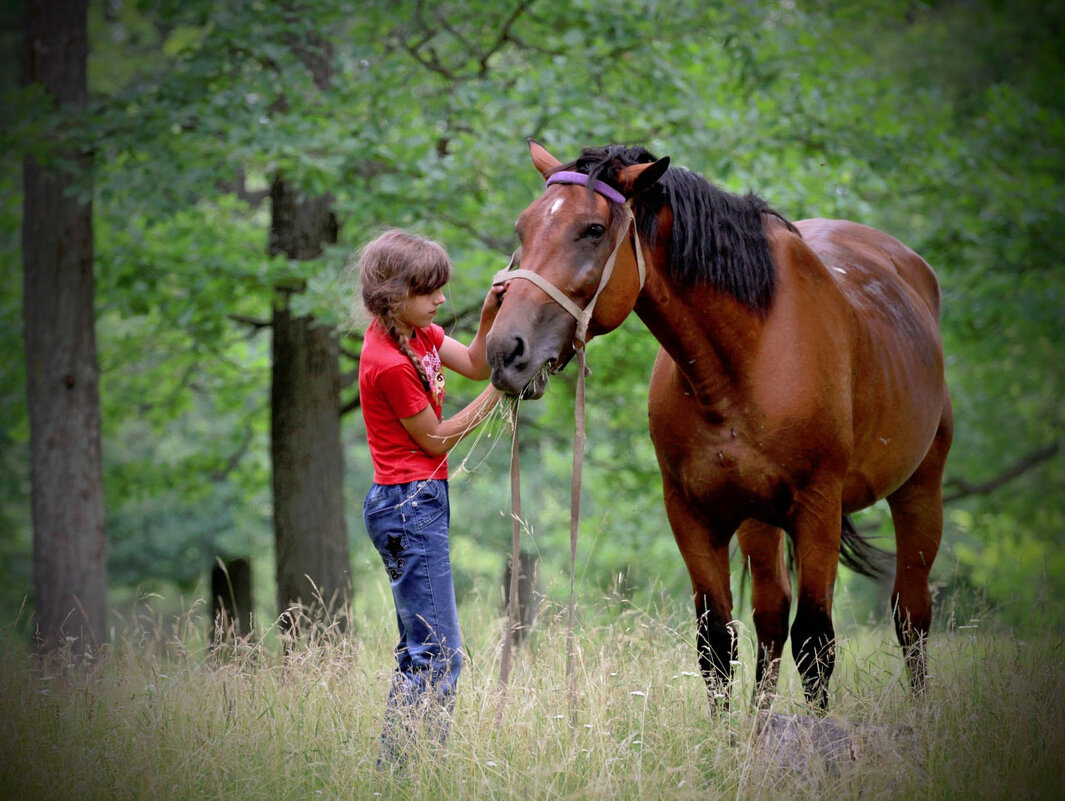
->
xmin=355 ymin=229 xmax=503 ymax=765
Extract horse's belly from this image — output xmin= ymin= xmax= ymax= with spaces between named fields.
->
xmin=845 ymin=341 xmax=948 ymax=504
xmin=844 ymin=409 xmax=943 ymax=507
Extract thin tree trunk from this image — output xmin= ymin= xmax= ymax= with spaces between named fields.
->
xmin=22 ymin=0 xmax=107 ymax=656
xmin=211 ymin=557 xmax=253 ymax=642
xmin=269 ymin=178 xmax=350 ymax=635
xmin=503 ymin=550 xmax=540 ymax=645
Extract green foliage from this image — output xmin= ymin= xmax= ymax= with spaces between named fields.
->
xmin=1 ymin=0 xmax=1061 ymax=628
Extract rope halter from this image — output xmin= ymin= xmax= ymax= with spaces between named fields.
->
xmin=493 ymin=171 xmax=646 ymax=348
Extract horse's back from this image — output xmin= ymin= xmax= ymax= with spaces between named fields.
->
xmin=796 ymin=218 xmax=942 ymax=322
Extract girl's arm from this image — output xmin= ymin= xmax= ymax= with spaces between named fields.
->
xmin=400 ymin=384 xmax=501 ymax=457
xmin=439 ymin=284 xmax=506 ymax=380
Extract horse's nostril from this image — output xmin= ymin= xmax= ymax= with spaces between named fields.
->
xmin=506 ymin=335 xmax=527 ymax=368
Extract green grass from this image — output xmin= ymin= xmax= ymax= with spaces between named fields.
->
xmin=0 ymin=591 xmax=1062 ymax=800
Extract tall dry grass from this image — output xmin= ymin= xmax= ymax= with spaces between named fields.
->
xmin=0 ymin=591 xmax=1062 ymax=800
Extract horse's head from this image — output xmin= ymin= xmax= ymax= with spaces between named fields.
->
xmin=487 ymin=140 xmax=669 ymax=398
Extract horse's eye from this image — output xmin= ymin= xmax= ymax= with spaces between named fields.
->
xmin=582 ymin=223 xmax=606 ymax=240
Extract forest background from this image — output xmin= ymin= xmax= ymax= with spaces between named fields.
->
xmin=2 ymin=0 xmax=1062 ymax=645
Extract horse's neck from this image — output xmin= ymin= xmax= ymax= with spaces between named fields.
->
xmin=635 ymin=273 xmax=763 ymax=405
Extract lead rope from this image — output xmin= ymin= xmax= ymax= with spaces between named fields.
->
xmin=495 ymin=200 xmax=645 ymax=726
xmin=495 ymin=357 xmax=587 ymax=726
xmin=566 ymin=343 xmax=587 ymax=724
xmin=496 ymin=404 xmax=523 ymax=724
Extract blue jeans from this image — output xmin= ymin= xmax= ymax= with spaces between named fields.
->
xmin=364 ymin=479 xmax=462 ymax=764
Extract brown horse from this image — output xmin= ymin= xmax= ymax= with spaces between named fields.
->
xmin=486 ymin=141 xmax=953 ymax=711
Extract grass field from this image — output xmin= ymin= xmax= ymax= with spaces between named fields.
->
xmin=1 ymin=587 xmax=1062 ymax=800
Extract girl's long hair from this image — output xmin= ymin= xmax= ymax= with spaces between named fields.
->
xmin=355 ymin=229 xmax=452 ymax=391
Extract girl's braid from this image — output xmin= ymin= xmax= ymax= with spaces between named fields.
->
xmin=383 ymin=313 xmax=432 ymax=393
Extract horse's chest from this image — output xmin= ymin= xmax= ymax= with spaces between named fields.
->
xmin=647 ymin=360 xmax=808 ymax=517
xmin=650 ymin=414 xmax=786 ymax=512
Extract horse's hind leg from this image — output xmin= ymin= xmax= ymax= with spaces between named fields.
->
xmin=887 ymin=401 xmax=953 ymax=692
xmin=663 ymin=483 xmax=737 ymax=712
xmin=737 ymin=521 xmax=791 ymax=708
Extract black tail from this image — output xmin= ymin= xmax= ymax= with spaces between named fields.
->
xmin=839 ymin=515 xmax=893 ymax=579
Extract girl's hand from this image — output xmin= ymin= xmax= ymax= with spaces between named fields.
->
xmin=481 ymin=282 xmax=508 ymax=325
xmin=443 ymin=283 xmax=509 ymax=381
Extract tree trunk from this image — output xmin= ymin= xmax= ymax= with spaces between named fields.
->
xmin=269 ymin=177 xmax=350 ymax=635
xmin=210 ymin=557 xmax=253 ymax=642
xmin=22 ymin=0 xmax=107 ymax=657
xmin=503 ymin=550 xmax=540 ymax=645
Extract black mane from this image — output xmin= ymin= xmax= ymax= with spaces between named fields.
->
xmin=564 ymin=145 xmax=797 ymax=313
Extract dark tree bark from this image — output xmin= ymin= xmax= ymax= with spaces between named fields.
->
xmin=211 ymin=557 xmax=253 ymax=641
xmin=503 ymin=550 xmax=540 ymax=645
xmin=269 ymin=177 xmax=350 ymax=635
xmin=21 ymin=0 xmax=107 ymax=657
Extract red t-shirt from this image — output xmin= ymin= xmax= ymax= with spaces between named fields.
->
xmin=359 ymin=320 xmax=448 ymax=484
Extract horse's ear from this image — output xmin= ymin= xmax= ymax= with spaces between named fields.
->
xmin=528 ymin=138 xmax=562 ymax=180
xmin=618 ymin=157 xmax=670 ymax=198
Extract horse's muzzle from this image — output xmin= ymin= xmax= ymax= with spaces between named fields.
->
xmin=489 ymin=360 xmax=551 ymax=400
xmin=486 ymin=331 xmax=554 ymax=399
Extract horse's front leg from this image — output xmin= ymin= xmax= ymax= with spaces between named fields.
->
xmin=737 ymin=521 xmax=791 ymax=709
xmin=788 ymin=486 xmax=843 ymax=711
xmin=663 ymin=484 xmax=737 ymax=713
xmin=695 ymin=587 xmax=735 ymax=712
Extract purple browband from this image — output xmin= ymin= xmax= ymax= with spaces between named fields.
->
xmin=546 ymin=170 xmax=627 ymax=205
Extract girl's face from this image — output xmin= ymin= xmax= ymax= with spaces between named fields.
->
xmin=394 ymin=287 xmax=446 ymax=334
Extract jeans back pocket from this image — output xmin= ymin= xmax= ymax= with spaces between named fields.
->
xmin=406 ymin=480 xmax=447 ymax=532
